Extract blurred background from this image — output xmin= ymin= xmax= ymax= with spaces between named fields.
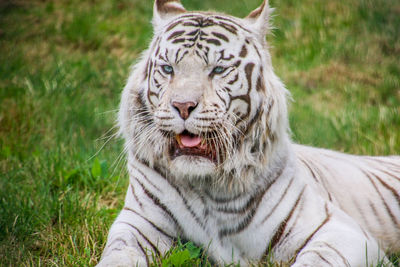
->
xmin=0 ymin=0 xmax=399 ymax=265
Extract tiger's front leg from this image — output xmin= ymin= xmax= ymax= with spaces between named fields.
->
xmin=288 ymin=204 xmax=389 ymax=267
xmin=97 ymin=182 xmax=176 ymax=267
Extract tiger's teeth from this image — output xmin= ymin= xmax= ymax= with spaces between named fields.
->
xmin=200 ymin=139 xmax=207 ymax=150
xmin=176 ymin=135 xmax=183 ymax=148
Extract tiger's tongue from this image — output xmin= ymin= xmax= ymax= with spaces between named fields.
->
xmin=180 ymin=134 xmax=202 ymax=148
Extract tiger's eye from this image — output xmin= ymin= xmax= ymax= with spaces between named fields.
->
xmin=162 ymin=65 xmax=174 ymax=74
xmin=212 ymin=66 xmax=225 ymax=74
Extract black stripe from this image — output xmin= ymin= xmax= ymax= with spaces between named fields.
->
xmin=253 ymin=44 xmax=261 ymax=58
xmin=130 ymin=184 xmax=143 ymax=208
xmin=164 ymin=48 xmax=170 ymax=62
xmin=195 ymin=50 xmax=203 ymax=60
xmin=256 ymin=71 xmax=265 ymax=92
xmin=193 ymin=124 xmax=213 ymax=130
xmin=276 ymin=192 xmax=306 ymax=249
xmin=143 ymin=60 xmax=150 ymax=80
xmin=264 ymin=98 xmax=274 ymax=122
xmin=294 ymin=204 xmax=331 ymax=257
xmin=176 ymin=50 xmax=189 ymax=64
xmin=351 ymin=196 xmax=373 ymax=234
xmin=221 ymin=68 xmax=235 ymax=79
xmin=245 ymin=62 xmax=255 ymax=91
xmin=138 ymin=163 xmax=207 ymax=232
xmin=211 ymin=31 xmax=229 ymax=42
xmin=156 ymin=116 xmax=174 ymax=120
xmin=135 ymin=179 xmax=182 ymax=233
xmin=186 ymin=29 xmax=199 ymax=36
xmin=212 ymin=15 xmax=251 ymax=33
xmin=195 ymin=117 xmax=215 ymax=121
xmin=205 ymin=189 xmax=242 ymax=203
xmin=172 ymin=38 xmax=186 ymax=44
xmin=377 ymin=168 xmax=400 ymax=181
xmin=233 ymin=60 xmax=242 ymax=68
xmin=136 ymin=168 xmax=162 ymax=192
xmin=298 ymin=250 xmax=333 ymax=266
xmin=182 ymin=21 xmax=199 ymax=27
xmin=366 ymin=157 xmax=400 ymax=173
xmin=243 ymin=106 xmax=263 ymax=137
xmin=369 ymin=201 xmax=385 ymax=226
xmin=219 ymin=163 xmax=288 ymax=237
xmin=362 ymin=169 xmax=400 ymax=226
xmin=136 ymin=240 xmax=149 ymax=266
xmin=118 ymin=221 xmax=160 ymax=256
xmin=230 ymin=94 xmax=250 ymax=121
xmin=216 ymin=182 xmax=270 ymax=214
xmin=173 ymin=185 xmax=207 ymax=231
xmin=167 ymin=30 xmax=185 ymax=41
xmin=218 ymin=50 xmax=235 ymax=61
xmin=299 ymin=158 xmax=319 ymax=183
xmin=154 ymin=72 xmax=165 ymax=83
xmin=302 ymin=159 xmax=333 ymax=202
xmin=154 ymin=45 xmax=161 ymax=57
xmin=218 ymin=205 xmax=256 ymax=238
xmin=372 ymin=171 xmax=400 ymax=206
xmin=315 ymin=251 xmax=333 ymax=266
xmin=227 ymin=74 xmax=239 ymax=85
xmin=260 ymin=177 xmax=295 ymax=224
xmin=165 ymin=15 xmax=204 ymax=31
xmin=321 ymin=241 xmax=351 ymax=267
xmin=215 ymin=89 xmax=228 ymax=107
xmin=107 ymin=237 xmax=128 ymax=250
xmin=223 ymin=87 xmax=232 ymax=93
xmin=123 ymin=207 xmax=174 ymax=239
xmin=165 ymin=20 xmax=185 ymax=32
xmin=267 ymin=186 xmax=306 ymax=251
xmin=239 ymin=45 xmax=248 ymax=58
xmin=205 ymin=38 xmax=221 ymax=46
xmin=215 ymin=22 xmax=237 ymax=34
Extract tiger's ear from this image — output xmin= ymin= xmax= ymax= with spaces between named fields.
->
xmin=153 ymin=0 xmax=186 ymax=31
xmin=244 ymin=0 xmax=273 ymax=38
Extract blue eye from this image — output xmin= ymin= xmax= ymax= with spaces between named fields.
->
xmin=212 ymin=66 xmax=225 ymax=74
xmin=161 ymin=65 xmax=174 ymax=74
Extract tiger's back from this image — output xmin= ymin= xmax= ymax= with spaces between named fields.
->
xmin=296 ymin=144 xmax=400 ymax=251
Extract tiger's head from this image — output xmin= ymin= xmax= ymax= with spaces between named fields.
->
xmin=119 ymin=0 xmax=290 ymax=191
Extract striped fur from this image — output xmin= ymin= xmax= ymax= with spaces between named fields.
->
xmin=97 ymin=1 xmax=400 ymax=266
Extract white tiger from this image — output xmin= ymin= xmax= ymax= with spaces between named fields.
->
xmin=97 ymin=0 xmax=400 ymax=266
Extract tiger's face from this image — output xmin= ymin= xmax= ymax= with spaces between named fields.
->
xmin=150 ymin=15 xmax=267 ymax=176
xmin=120 ymin=0 xmax=289 ymax=186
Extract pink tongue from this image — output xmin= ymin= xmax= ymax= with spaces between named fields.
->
xmin=180 ymin=134 xmax=202 ymax=148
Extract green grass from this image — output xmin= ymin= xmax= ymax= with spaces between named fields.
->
xmin=0 ymin=0 xmax=399 ymax=266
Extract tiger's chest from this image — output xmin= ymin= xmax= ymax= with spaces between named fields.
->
xmin=130 ymin=161 xmax=312 ymax=264
xmin=170 ymin=176 xmax=309 ymax=264
xmin=178 ymin=194 xmax=269 ymax=263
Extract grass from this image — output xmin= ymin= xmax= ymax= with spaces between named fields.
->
xmin=0 ymin=0 xmax=399 ymax=266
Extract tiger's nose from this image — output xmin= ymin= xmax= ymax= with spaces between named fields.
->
xmin=172 ymin=101 xmax=198 ymax=120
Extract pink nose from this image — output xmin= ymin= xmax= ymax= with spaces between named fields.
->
xmin=172 ymin=101 xmax=198 ymax=120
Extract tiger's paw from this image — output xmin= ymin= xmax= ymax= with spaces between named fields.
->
xmin=96 ymin=247 xmax=147 ymax=267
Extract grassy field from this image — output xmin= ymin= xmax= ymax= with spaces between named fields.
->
xmin=0 ymin=0 xmax=399 ymax=266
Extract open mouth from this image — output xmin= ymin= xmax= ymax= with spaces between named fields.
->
xmin=170 ymin=130 xmax=217 ymax=162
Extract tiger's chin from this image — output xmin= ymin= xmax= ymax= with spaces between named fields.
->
xmin=169 ymin=155 xmax=216 ymax=178
xmin=167 ymin=130 xmax=219 ymax=178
